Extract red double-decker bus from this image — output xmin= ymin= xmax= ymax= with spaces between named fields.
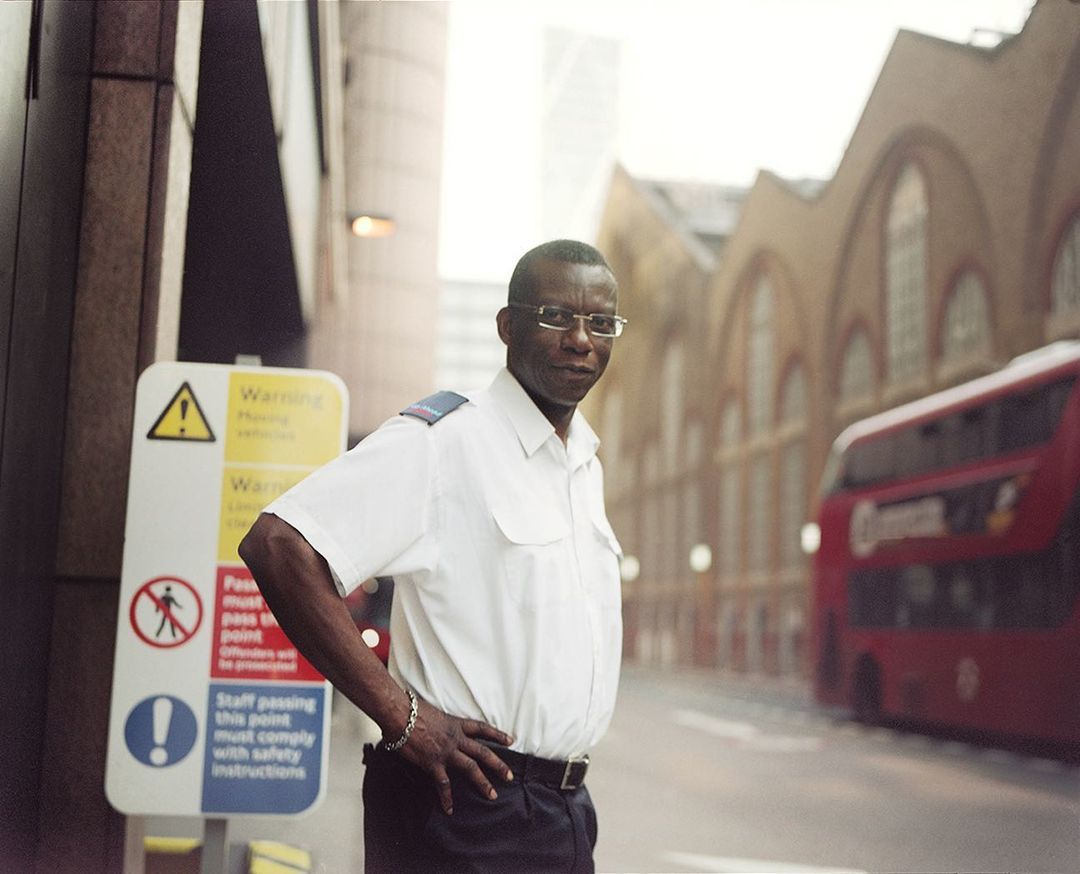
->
xmin=810 ymin=342 xmax=1080 ymax=746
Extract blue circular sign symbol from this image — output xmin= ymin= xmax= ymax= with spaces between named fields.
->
xmin=124 ymin=695 xmax=198 ymax=768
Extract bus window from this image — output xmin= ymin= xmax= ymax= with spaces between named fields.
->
xmin=926 ymin=420 xmax=945 ymax=466
xmin=894 ymin=427 xmax=924 ymax=480
xmin=1044 ymin=491 xmax=1080 ymax=626
xmin=844 ymin=436 xmax=895 ymax=489
xmin=834 ymin=376 xmax=1076 ymax=494
xmin=997 ymin=377 xmax=1075 ymax=455
xmin=849 ymin=568 xmax=897 ymax=628
xmin=946 ymin=406 xmax=988 ymax=466
xmin=993 ymin=555 xmax=1045 ymax=628
xmin=819 ymin=445 xmax=844 ymax=496
xmin=945 ymin=564 xmax=986 ymax=628
xmin=899 ymin=564 xmax=936 ymax=627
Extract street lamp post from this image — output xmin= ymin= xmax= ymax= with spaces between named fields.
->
xmin=689 ymin=543 xmax=713 ymax=666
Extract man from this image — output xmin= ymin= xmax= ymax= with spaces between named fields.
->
xmin=239 ymin=239 xmax=626 ymax=872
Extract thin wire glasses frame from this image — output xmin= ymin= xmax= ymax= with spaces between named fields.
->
xmin=508 ymin=303 xmax=628 ymax=338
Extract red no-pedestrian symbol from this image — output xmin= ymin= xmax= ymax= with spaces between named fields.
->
xmin=130 ymin=576 xmax=203 ymax=648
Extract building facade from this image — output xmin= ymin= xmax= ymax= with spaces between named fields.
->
xmin=0 ymin=2 xmax=447 ymax=870
xmin=436 ymin=278 xmax=507 ymax=390
xmin=587 ymin=0 xmax=1080 ymax=679
xmin=312 ymin=1 xmax=448 ymax=439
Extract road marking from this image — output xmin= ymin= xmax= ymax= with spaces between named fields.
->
xmin=671 ymin=710 xmax=825 ymax=752
xmin=1029 ymin=757 xmax=1068 ymax=774
xmin=981 ymin=749 xmax=1018 ymax=766
xmin=673 ymin=710 xmax=759 ymax=740
xmin=748 ymin=735 xmax=825 ymax=752
xmin=661 ymin=850 xmax=866 ymax=873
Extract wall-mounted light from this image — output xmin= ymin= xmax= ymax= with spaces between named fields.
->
xmin=348 ymin=213 xmax=396 ymax=238
xmin=688 ymin=543 xmax=713 ymax=573
xmin=800 ymin=522 xmax=821 ymax=555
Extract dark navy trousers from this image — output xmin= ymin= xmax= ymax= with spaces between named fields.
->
xmin=362 ymin=743 xmax=598 ymax=873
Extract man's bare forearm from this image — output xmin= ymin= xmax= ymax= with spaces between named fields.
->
xmin=238 ymin=513 xmax=411 ymax=738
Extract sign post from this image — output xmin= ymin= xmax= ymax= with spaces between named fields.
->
xmin=106 ymin=362 xmax=347 ymax=852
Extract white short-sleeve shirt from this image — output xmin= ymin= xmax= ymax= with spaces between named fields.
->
xmin=264 ymin=368 xmax=623 ymax=759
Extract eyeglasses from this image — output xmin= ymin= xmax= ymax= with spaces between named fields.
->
xmin=509 ymin=303 xmax=628 ymax=338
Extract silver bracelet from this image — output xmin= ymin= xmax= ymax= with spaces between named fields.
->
xmin=381 ymin=687 xmax=418 ymax=752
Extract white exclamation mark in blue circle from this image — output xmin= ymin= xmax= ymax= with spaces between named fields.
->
xmin=124 ymin=694 xmax=198 ymax=768
xmin=150 ymin=696 xmax=173 ymax=765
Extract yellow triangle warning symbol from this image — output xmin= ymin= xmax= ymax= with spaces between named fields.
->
xmin=147 ymin=382 xmax=216 ymax=442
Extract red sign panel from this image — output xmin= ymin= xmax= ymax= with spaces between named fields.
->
xmin=210 ymin=566 xmax=321 ymax=681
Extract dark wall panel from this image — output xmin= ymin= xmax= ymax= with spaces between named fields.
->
xmin=0 ymin=1 xmax=92 ymax=868
xmin=180 ymin=0 xmax=306 ymax=367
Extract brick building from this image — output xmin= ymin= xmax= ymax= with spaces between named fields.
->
xmin=586 ymin=0 xmax=1080 ymax=678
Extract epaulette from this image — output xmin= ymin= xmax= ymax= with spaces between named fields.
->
xmin=400 ymin=391 xmax=469 ymax=425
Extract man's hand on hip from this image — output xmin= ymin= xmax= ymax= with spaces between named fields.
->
xmin=397 ymin=697 xmax=515 ymax=815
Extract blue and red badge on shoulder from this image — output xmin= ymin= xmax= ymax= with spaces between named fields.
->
xmin=400 ymin=391 xmax=469 ymax=425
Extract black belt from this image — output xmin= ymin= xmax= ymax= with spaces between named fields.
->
xmin=485 ymin=744 xmax=589 ymax=791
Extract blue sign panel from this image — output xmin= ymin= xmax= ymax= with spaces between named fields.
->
xmin=124 ymin=695 xmax=198 ymax=768
xmin=201 ymin=682 xmax=325 ymax=814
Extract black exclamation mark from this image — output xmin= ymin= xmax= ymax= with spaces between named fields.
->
xmin=180 ymin=397 xmax=189 ymax=436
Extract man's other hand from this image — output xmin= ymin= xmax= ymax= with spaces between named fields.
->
xmin=398 ymin=698 xmax=515 ymax=815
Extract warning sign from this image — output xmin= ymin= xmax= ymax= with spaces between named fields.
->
xmin=201 ymin=683 xmax=325 ymax=813
xmin=130 ymin=576 xmax=204 ymax=648
xmin=107 ymin=362 xmax=346 ymax=818
xmin=217 ymin=466 xmax=310 ymax=563
xmin=147 ymin=382 xmax=216 ymax=442
xmin=225 ymin=373 xmax=342 ymax=466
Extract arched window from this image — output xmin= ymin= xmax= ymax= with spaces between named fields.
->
xmin=840 ymin=329 xmax=874 ymax=401
xmin=641 ymin=437 xmax=660 ymax=582
xmin=779 ymin=366 xmax=807 ymax=569
xmin=1052 ymin=214 xmax=1080 ymax=319
xmin=747 ymin=275 xmax=774 ymax=435
xmin=886 ymin=163 xmax=928 ymax=383
xmin=942 ymin=271 xmax=990 ymax=363
xmin=781 ymin=442 xmax=806 ymax=569
xmin=780 ymin=366 xmax=806 ymax=425
xmin=682 ymin=481 xmax=702 ymax=576
xmin=601 ymin=389 xmax=623 ymax=493
xmin=685 ymin=418 xmax=704 ymax=471
xmin=747 ymin=453 xmax=770 ymax=573
xmin=720 ymin=401 xmax=742 ymax=448
xmin=718 ymin=402 xmax=741 ymax=577
xmin=661 ymin=344 xmax=684 ymax=475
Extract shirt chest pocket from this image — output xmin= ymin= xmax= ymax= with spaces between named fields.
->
xmin=492 ymin=503 xmax=572 ymax=610
xmin=589 ymin=513 xmax=623 ymax=610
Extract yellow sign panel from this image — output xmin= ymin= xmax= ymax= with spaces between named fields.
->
xmin=225 ymin=373 xmax=344 ymax=466
xmin=217 ymin=466 xmax=311 ymax=562
xmin=147 ymin=382 xmax=215 ymax=442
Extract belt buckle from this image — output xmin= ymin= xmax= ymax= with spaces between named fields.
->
xmin=560 ymin=754 xmax=589 ymax=790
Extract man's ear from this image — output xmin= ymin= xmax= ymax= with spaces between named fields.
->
xmin=496 ymin=307 xmax=511 ymax=346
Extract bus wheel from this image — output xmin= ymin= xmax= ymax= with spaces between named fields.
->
xmin=852 ymin=655 xmax=881 ymax=725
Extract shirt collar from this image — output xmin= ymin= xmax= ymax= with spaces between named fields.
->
xmin=489 ymin=368 xmax=599 ymax=465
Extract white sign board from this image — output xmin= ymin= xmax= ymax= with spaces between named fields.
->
xmin=106 ymin=362 xmax=347 ymax=816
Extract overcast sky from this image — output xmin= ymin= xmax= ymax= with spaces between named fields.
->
xmin=438 ymin=0 xmax=1035 ymax=282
